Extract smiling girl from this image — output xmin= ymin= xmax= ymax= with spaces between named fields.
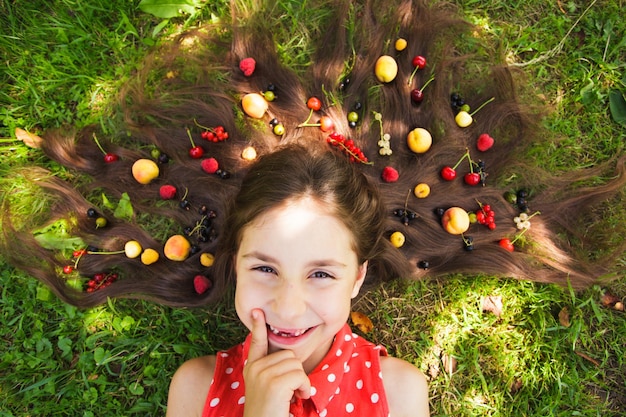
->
xmin=166 ymin=146 xmax=429 ymax=416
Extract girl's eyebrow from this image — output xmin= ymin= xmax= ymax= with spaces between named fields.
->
xmin=241 ymin=251 xmax=348 ymax=268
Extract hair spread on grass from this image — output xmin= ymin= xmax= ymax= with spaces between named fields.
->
xmin=1 ymin=0 xmax=624 ymax=308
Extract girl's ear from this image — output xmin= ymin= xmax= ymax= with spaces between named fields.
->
xmin=351 ymin=261 xmax=368 ymax=299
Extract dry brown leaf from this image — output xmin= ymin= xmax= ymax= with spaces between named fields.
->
xmin=600 ymin=292 xmax=621 ymax=308
xmin=441 ymin=353 xmax=457 ymax=375
xmin=510 ymin=378 xmax=523 ymax=394
xmin=350 ymin=311 xmax=374 ymax=333
xmin=558 ymin=306 xmax=570 ymax=327
xmin=481 ymin=295 xmax=503 ymax=317
xmin=15 ymin=127 xmax=43 ymax=148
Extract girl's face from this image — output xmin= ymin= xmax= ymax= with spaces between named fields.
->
xmin=234 ymin=196 xmax=367 ymax=373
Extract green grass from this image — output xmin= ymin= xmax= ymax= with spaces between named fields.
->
xmin=1 ymin=0 xmax=625 ymax=416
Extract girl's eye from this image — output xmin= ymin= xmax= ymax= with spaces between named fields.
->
xmin=253 ymin=266 xmax=276 ymax=274
xmin=310 ymin=271 xmax=334 ymax=279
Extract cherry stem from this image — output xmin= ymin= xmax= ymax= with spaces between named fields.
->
xmin=420 ymin=74 xmax=435 ymax=91
xmin=408 ymin=66 xmax=420 ymax=86
xmin=452 ymin=149 xmax=471 ymax=170
xmin=87 ymin=249 xmax=125 ymax=255
xmin=92 ymin=133 xmax=107 ymax=155
xmin=185 ymin=128 xmax=197 ymax=147
xmin=181 ymin=187 xmax=189 ymax=201
xmin=470 ymin=97 xmax=495 ymax=116
xmin=193 ymin=119 xmax=214 ymax=132
xmin=297 ymin=109 xmax=316 ymax=127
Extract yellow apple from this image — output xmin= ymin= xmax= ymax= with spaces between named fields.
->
xmin=407 ymin=127 xmax=432 ymax=153
xmin=374 ymin=55 xmax=398 ymax=83
xmin=441 ymin=207 xmax=470 ymax=235
xmin=241 ymin=93 xmax=268 ymax=119
xmin=132 ymin=159 xmax=159 ymax=184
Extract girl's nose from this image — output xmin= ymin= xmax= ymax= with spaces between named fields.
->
xmin=271 ymin=281 xmax=307 ymax=319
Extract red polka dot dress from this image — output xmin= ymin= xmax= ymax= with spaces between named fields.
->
xmin=202 ymin=323 xmax=391 ymax=416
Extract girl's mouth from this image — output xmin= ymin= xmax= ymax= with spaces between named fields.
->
xmin=267 ymin=324 xmax=313 ymax=338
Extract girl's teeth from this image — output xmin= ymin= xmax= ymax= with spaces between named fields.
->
xmin=269 ymin=325 xmax=306 ymax=337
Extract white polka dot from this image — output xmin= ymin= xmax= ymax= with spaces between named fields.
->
xmin=344 ymin=334 xmax=352 ymax=341
xmin=231 ymin=381 xmax=240 ymax=389
xmin=322 ymin=364 xmax=330 ymax=371
xmin=335 ymin=387 xmax=341 ymax=395
xmin=225 ymin=367 xmax=233 ymax=374
xmin=344 ymin=363 xmax=350 ymax=373
xmin=365 ymin=361 xmax=372 ymax=368
xmin=336 ymin=349 xmax=342 ymax=356
xmin=356 ymin=379 xmax=363 ymax=389
xmin=319 ymin=410 xmax=327 ymax=417
xmin=352 ymin=333 xmax=358 ymax=338
xmin=327 ymin=373 xmax=336 ymax=382
xmin=352 ymin=352 xmax=359 ymax=358
xmin=346 ymin=403 xmax=355 ymax=413
xmin=379 ymin=371 xmax=383 ymax=379
xmin=371 ymin=393 xmax=380 ymax=403
xmin=310 ymin=386 xmax=317 ymax=396
xmin=220 ymin=352 xmax=229 ymax=358
xmin=238 ymin=396 xmax=246 ymax=405
xmin=209 ymin=398 xmax=220 ymax=407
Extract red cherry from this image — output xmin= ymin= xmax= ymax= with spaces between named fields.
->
xmin=189 ymin=146 xmax=204 ymax=159
xmin=464 ymin=172 xmax=481 ymax=186
xmin=499 ymin=238 xmax=514 ymax=252
xmin=440 ymin=166 xmax=457 ymax=181
xmin=306 ymin=97 xmax=322 ymax=111
xmin=318 ymin=116 xmax=334 ymax=132
xmin=63 ymin=265 xmax=74 ymax=274
xmin=412 ymin=55 xmax=427 ymax=69
xmin=104 ymin=153 xmax=119 ymax=163
xmin=410 ymin=88 xmax=424 ymax=103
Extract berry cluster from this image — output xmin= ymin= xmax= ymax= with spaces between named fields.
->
xmin=373 ymin=111 xmax=392 ymax=156
xmin=183 ymin=207 xmax=218 ymax=245
xmin=393 ymin=208 xmax=419 ymax=226
xmin=269 ymin=118 xmax=285 ymax=136
xmin=263 ymin=83 xmax=277 ymax=102
xmin=85 ymin=272 xmax=118 ymax=293
xmin=450 ymin=92 xmax=467 ymax=113
xmin=87 ymin=207 xmax=108 ymax=229
xmin=473 ymin=203 xmax=496 ymax=230
xmin=347 ymin=102 xmax=362 ymax=129
xmin=463 ymin=235 xmax=475 ymax=251
xmin=201 ymin=126 xmax=229 ymax=142
xmin=326 ymin=132 xmax=371 ymax=164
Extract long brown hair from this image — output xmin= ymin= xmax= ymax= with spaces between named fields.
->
xmin=1 ymin=0 xmax=624 ymax=308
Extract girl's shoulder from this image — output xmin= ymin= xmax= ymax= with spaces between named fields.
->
xmin=166 ymin=355 xmax=217 ymax=417
xmin=379 ymin=356 xmax=430 ymax=417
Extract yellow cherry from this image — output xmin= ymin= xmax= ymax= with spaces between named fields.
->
xmin=390 ymin=231 xmax=406 ymax=248
xmin=455 ymin=111 xmax=473 ymax=128
xmin=414 ymin=183 xmax=431 ymax=198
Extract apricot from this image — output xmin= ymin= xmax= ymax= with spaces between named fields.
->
xmin=141 ymin=248 xmax=160 ymax=265
xmin=242 ymin=93 xmax=268 ymax=119
xmin=441 ymin=207 xmax=470 ymax=235
xmin=374 ymin=55 xmax=398 ymax=83
xmin=407 ymin=127 xmax=432 ymax=153
xmin=164 ymin=235 xmax=191 ymax=261
xmin=200 ymin=252 xmax=215 ymax=267
xmin=132 ymin=159 xmax=159 ymax=184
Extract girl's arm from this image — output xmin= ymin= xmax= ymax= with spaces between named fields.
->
xmin=380 ymin=356 xmax=430 ymax=417
xmin=166 ymin=355 xmax=217 ymax=417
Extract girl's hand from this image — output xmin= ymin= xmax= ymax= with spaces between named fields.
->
xmin=243 ymin=309 xmax=311 ymax=417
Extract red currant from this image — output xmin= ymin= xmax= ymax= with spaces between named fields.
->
xmin=63 ymin=265 xmax=74 ymax=274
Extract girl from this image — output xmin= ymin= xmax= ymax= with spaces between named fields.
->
xmin=166 ymin=146 xmax=429 ymax=416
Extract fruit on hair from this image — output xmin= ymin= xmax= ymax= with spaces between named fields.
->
xmin=132 ymin=159 xmax=160 ymax=184
xmin=241 ymin=93 xmax=268 ymax=119
xmin=406 ymin=127 xmax=432 ymax=154
xmin=163 ymin=235 xmax=191 ymax=261
xmin=374 ymin=55 xmax=398 ymax=83
xmin=441 ymin=207 xmax=470 ymax=235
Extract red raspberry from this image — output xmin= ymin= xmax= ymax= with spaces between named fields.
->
xmin=239 ymin=57 xmax=256 ymax=77
xmin=381 ymin=166 xmax=399 ymax=183
xmin=201 ymin=157 xmax=219 ymax=174
xmin=194 ymin=275 xmax=213 ymax=294
xmin=159 ymin=184 xmax=177 ymax=200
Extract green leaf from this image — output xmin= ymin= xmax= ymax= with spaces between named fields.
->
xmin=101 ymin=193 xmax=115 ymax=210
xmin=128 ymin=382 xmax=145 ymax=396
xmin=33 ymin=219 xmax=85 ymax=251
xmin=113 ymin=192 xmax=134 ymax=220
xmin=36 ymin=285 xmax=52 ymax=301
xmin=609 ymin=89 xmax=626 ymax=126
xmin=138 ymin=0 xmax=201 ymax=19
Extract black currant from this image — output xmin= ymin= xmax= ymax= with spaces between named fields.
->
xmin=86 ymin=208 xmax=98 ymax=218
xmin=267 ymin=83 xmax=276 ymax=92
xmin=269 ymin=118 xmax=278 ymax=126
xmin=517 ymin=189 xmax=528 ymax=199
xmin=418 ymin=260 xmax=430 ymax=270
xmin=348 ymin=121 xmax=357 ymax=128
xmin=218 ymin=170 xmax=230 ymax=179
xmin=190 ymin=245 xmax=201 ymax=254
xmin=401 ymin=216 xmax=409 ymax=226
xmin=183 ymin=226 xmax=194 ymax=236
xmin=180 ymin=200 xmax=191 ymax=210
xmin=353 ymin=101 xmax=362 ymax=111
xmin=434 ymin=207 xmax=446 ymax=217
xmin=157 ymin=153 xmax=170 ymax=164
